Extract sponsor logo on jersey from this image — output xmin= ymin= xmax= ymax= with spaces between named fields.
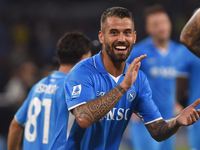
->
xmin=96 ymin=91 xmax=105 ymax=97
xmin=35 ymin=84 xmax=59 ymax=94
xmin=127 ymin=90 xmax=136 ymax=102
xmin=149 ymin=66 xmax=177 ymax=78
xmin=100 ymin=108 xmax=130 ymax=121
xmin=71 ymin=84 xmax=82 ymax=98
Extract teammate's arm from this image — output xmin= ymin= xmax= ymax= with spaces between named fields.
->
xmin=145 ymin=98 xmax=200 ymax=142
xmin=7 ymin=118 xmax=24 ymax=150
xmin=180 ymin=8 xmax=200 ymax=58
xmin=176 ymin=77 xmax=188 ymax=109
xmin=72 ymin=54 xmax=147 ymax=129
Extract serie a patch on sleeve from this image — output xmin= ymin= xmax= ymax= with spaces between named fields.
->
xmin=71 ymin=84 xmax=82 ymax=98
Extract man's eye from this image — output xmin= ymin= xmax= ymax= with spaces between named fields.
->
xmin=125 ymin=31 xmax=131 ymax=34
xmin=111 ymin=31 xmax=117 ymax=34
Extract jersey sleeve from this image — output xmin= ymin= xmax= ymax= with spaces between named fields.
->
xmin=134 ymin=71 xmax=162 ymax=124
xmin=64 ymin=65 xmax=95 ymax=111
xmin=15 ymin=85 xmax=36 ymax=125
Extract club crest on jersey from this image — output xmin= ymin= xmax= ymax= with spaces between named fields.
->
xmin=127 ymin=90 xmax=136 ymax=102
xmin=71 ymin=84 xmax=82 ymax=98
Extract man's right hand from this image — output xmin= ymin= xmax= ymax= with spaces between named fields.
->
xmin=120 ymin=54 xmax=147 ymax=91
xmin=176 ymin=98 xmax=200 ymax=126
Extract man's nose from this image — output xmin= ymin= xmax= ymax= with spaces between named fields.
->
xmin=118 ymin=33 xmax=125 ymax=42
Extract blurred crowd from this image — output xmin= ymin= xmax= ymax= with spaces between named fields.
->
xmin=0 ymin=0 xmax=200 ymax=150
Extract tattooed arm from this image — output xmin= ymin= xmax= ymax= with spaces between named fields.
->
xmin=73 ymin=85 xmax=126 ymax=128
xmin=180 ymin=8 xmax=200 ymax=58
xmin=145 ymin=119 xmax=180 ymax=142
xmin=146 ymin=98 xmax=200 ymax=142
xmin=72 ymin=54 xmax=146 ymax=129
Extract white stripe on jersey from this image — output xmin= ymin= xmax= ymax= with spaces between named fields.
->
xmin=93 ymin=56 xmax=97 ymax=69
xmin=144 ymin=117 xmax=163 ymax=125
xmin=67 ymin=112 xmax=76 ymax=140
xmin=68 ymin=102 xmax=86 ymax=111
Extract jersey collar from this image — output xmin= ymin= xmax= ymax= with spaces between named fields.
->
xmin=93 ymin=50 xmax=128 ymax=75
xmin=148 ymin=36 xmax=172 ymax=52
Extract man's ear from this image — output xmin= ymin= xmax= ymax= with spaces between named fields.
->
xmin=98 ymin=31 xmax=104 ymax=44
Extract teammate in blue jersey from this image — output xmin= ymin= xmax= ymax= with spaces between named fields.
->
xmin=126 ymin=4 xmax=188 ymax=150
xmin=7 ymin=31 xmax=91 ymax=150
xmin=50 ymin=7 xmax=200 ymax=150
xmin=178 ymin=8 xmax=200 ymax=150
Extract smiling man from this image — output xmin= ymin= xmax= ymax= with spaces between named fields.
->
xmin=49 ymin=7 xmax=200 ymax=150
xmin=100 ymin=16 xmax=135 ymax=63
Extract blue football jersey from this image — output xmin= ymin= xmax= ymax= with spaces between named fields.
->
xmin=58 ymin=51 xmax=162 ymax=150
xmin=15 ymin=71 xmax=67 ymax=150
xmin=127 ymin=37 xmax=187 ymax=119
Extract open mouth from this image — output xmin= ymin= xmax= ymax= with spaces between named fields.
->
xmin=115 ymin=46 xmax=127 ymax=51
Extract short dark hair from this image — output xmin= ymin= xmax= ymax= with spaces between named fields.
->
xmin=56 ymin=31 xmax=91 ymax=65
xmin=100 ymin=7 xmax=134 ymax=32
xmin=144 ymin=4 xmax=167 ymax=21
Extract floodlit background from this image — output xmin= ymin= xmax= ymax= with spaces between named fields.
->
xmin=0 ymin=0 xmax=199 ymax=149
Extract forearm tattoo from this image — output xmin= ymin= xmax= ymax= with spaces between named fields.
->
xmin=190 ymin=35 xmax=200 ymax=57
xmin=182 ymin=15 xmax=198 ymax=38
xmin=73 ymin=84 xmax=126 ymax=124
xmin=181 ymin=11 xmax=200 ymax=57
xmin=146 ymin=119 xmax=180 ymax=141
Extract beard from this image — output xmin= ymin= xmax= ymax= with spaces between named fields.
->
xmin=104 ymin=41 xmax=133 ymax=62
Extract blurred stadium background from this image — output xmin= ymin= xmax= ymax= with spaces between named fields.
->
xmin=0 ymin=0 xmax=199 ymax=149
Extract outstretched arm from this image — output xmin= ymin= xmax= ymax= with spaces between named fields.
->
xmin=7 ymin=118 xmax=24 ymax=150
xmin=180 ymin=8 xmax=200 ymax=58
xmin=146 ymin=98 xmax=200 ymax=142
xmin=72 ymin=54 xmax=147 ymax=129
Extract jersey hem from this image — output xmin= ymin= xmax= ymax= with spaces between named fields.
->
xmin=144 ymin=117 xmax=163 ymax=125
xmin=68 ymin=101 xmax=87 ymax=111
xmin=14 ymin=115 xmax=25 ymax=126
xmin=176 ymin=72 xmax=189 ymax=77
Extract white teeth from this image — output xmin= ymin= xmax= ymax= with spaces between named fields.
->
xmin=115 ymin=46 xmax=126 ymax=50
